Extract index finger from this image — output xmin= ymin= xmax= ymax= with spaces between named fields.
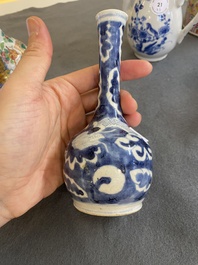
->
xmin=62 ymin=60 xmax=152 ymax=94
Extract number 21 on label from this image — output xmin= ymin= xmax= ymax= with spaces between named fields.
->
xmin=151 ymin=0 xmax=169 ymax=15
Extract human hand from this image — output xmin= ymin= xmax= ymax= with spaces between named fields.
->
xmin=0 ymin=17 xmax=152 ymax=227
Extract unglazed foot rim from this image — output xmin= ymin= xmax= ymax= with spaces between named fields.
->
xmin=134 ymin=52 xmax=168 ymax=62
xmin=73 ymin=200 xmax=143 ymax=216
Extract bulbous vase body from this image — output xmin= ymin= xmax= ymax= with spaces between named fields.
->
xmin=126 ymin=0 xmax=183 ymax=61
xmin=64 ymin=9 xmax=153 ymax=216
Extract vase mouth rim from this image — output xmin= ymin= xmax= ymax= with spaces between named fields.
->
xmin=95 ymin=9 xmax=128 ymax=24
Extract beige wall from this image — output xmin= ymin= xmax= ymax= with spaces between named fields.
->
xmin=0 ymin=0 xmax=77 ymax=16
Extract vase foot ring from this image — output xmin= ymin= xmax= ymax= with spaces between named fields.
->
xmin=73 ymin=200 xmax=143 ymax=217
xmin=134 ymin=53 xmax=168 ymax=62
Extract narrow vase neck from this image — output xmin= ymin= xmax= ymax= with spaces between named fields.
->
xmin=94 ymin=10 xmax=128 ymax=121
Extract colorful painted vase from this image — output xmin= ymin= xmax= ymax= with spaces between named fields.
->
xmin=0 ymin=29 xmax=26 ymax=88
xmin=64 ymin=9 xmax=153 ymax=216
xmin=183 ymin=0 xmax=198 ymax=36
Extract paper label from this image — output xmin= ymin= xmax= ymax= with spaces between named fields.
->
xmin=151 ymin=0 xmax=169 ymax=15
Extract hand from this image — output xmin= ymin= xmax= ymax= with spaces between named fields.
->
xmin=0 ymin=17 xmax=152 ymax=227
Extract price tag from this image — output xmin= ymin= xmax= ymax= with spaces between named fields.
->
xmin=151 ymin=0 xmax=169 ymax=15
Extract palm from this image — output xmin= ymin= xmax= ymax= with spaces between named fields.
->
xmin=0 ymin=73 xmax=94 ymax=217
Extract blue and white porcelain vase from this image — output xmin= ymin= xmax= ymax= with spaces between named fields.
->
xmin=123 ymin=0 xmax=198 ymax=61
xmin=64 ymin=9 xmax=153 ymax=216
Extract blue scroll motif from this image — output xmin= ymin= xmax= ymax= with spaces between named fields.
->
xmin=64 ymin=120 xmax=152 ymax=204
xmin=94 ymin=20 xmax=124 ymax=122
xmin=128 ymin=0 xmax=171 ymax=55
xmin=64 ymin=17 xmax=153 ymax=206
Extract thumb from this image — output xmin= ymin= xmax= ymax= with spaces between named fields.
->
xmin=4 ymin=16 xmax=53 ymax=91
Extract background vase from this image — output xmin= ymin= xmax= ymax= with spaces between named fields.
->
xmin=124 ymin=0 xmax=198 ymax=61
xmin=64 ymin=9 xmax=153 ymax=216
xmin=0 ymin=29 xmax=26 ymax=88
xmin=183 ymin=0 xmax=198 ymax=36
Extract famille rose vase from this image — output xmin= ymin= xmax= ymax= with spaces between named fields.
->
xmin=0 ymin=29 xmax=26 ymax=88
xmin=183 ymin=0 xmax=198 ymax=36
xmin=64 ymin=9 xmax=153 ymax=216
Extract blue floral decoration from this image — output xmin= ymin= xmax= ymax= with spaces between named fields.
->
xmin=128 ymin=0 xmax=171 ymax=55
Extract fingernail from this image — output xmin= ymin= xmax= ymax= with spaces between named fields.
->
xmin=26 ymin=17 xmax=40 ymax=36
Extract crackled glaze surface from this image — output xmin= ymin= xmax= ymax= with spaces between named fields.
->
xmin=0 ymin=29 xmax=26 ymax=88
xmin=64 ymin=9 xmax=153 ymax=216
